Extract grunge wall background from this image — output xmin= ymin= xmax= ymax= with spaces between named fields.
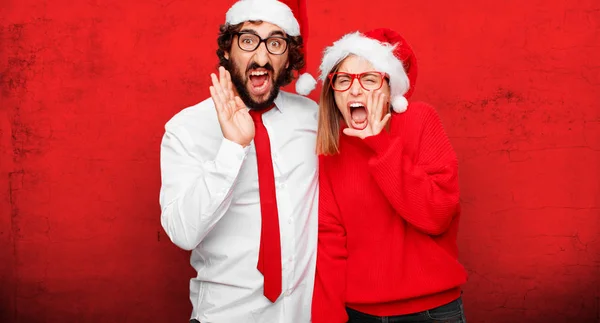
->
xmin=1 ymin=0 xmax=599 ymax=322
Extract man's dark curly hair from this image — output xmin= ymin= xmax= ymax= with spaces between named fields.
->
xmin=216 ymin=21 xmax=305 ymax=86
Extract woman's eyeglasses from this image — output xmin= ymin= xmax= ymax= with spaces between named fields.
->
xmin=328 ymin=72 xmax=388 ymax=92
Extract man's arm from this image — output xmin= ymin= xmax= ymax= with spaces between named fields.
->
xmin=159 ymin=67 xmax=256 ymax=250
xmin=159 ymin=124 xmax=248 ymax=250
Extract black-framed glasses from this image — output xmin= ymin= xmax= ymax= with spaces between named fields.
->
xmin=328 ymin=71 xmax=388 ymax=92
xmin=235 ymin=32 xmax=290 ymax=55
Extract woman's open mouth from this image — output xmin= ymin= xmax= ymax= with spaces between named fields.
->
xmin=349 ymin=102 xmax=368 ymax=130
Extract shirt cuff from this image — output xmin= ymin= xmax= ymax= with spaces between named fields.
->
xmin=362 ymin=130 xmax=392 ymax=156
xmin=214 ymin=138 xmax=249 ymax=179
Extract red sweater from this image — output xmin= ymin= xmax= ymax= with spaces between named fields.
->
xmin=312 ymin=102 xmax=468 ymax=322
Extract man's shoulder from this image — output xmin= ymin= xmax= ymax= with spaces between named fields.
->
xmin=165 ymin=97 xmax=218 ymax=131
xmin=278 ymin=91 xmax=318 ymax=112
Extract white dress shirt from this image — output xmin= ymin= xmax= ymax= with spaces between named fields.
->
xmin=159 ymin=91 xmax=319 ymax=323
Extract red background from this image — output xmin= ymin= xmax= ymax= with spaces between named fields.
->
xmin=1 ymin=0 xmax=599 ymax=322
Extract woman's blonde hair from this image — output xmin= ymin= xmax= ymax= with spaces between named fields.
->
xmin=316 ymin=60 xmax=344 ymax=156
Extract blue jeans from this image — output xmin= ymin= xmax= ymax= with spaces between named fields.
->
xmin=346 ymin=297 xmax=466 ymax=323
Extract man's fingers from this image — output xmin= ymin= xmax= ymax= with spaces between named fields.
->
xmin=234 ymin=96 xmax=247 ymax=111
xmin=225 ymin=69 xmax=234 ymax=95
xmin=211 ymin=73 xmax=227 ymax=106
xmin=217 ymin=67 xmax=229 ymax=100
xmin=211 ymin=73 xmax=222 ymax=94
xmin=210 ymin=85 xmax=225 ymax=117
xmin=219 ymin=67 xmax=229 ymax=97
xmin=209 ymin=85 xmax=216 ymax=104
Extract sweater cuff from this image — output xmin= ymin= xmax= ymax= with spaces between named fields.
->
xmin=362 ymin=130 xmax=392 ymax=156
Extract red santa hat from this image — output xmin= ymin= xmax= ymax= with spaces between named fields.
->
xmin=318 ymin=28 xmax=418 ymax=113
xmin=225 ymin=0 xmax=317 ymax=96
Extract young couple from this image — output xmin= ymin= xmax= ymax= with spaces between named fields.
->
xmin=159 ymin=0 xmax=467 ymax=322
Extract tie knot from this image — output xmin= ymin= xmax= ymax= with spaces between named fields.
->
xmin=249 ymin=105 xmax=276 ymax=124
xmin=249 ymin=109 xmax=264 ymax=123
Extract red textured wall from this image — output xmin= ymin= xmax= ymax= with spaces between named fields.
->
xmin=1 ymin=0 xmax=599 ymax=322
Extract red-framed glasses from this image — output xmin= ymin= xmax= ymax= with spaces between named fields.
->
xmin=328 ymin=71 xmax=388 ymax=92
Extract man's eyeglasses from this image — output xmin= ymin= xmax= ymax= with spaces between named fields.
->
xmin=328 ymin=72 xmax=388 ymax=92
xmin=235 ymin=32 xmax=290 ymax=55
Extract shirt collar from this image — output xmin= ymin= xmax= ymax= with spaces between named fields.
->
xmin=272 ymin=92 xmax=285 ymax=114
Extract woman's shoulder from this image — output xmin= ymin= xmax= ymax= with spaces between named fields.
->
xmin=395 ymin=101 xmax=439 ymax=118
xmin=391 ymin=101 xmax=444 ymax=126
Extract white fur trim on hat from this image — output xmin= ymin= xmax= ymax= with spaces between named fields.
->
xmin=319 ymin=32 xmax=410 ymax=113
xmin=226 ymin=0 xmax=300 ymax=36
xmin=295 ymin=72 xmax=317 ymax=95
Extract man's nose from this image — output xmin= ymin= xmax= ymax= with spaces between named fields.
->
xmin=253 ymin=42 xmax=270 ymax=66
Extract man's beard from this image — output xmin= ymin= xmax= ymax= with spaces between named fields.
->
xmin=226 ymin=61 xmax=287 ymax=111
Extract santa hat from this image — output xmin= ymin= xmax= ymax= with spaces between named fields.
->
xmin=318 ymin=28 xmax=418 ymax=113
xmin=225 ymin=0 xmax=317 ymax=96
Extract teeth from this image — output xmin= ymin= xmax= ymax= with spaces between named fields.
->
xmin=250 ymin=71 xmax=268 ymax=76
xmin=349 ymin=102 xmax=364 ymax=108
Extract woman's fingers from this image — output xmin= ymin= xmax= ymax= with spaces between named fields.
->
xmin=373 ymin=90 xmax=381 ymax=121
xmin=380 ymin=113 xmax=392 ymax=128
xmin=375 ymin=91 xmax=386 ymax=121
xmin=342 ymin=127 xmax=363 ymax=138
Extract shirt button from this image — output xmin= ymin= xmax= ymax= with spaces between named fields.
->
xmin=288 ymin=216 xmax=293 ymax=224
xmin=285 ymin=289 xmax=292 ymax=297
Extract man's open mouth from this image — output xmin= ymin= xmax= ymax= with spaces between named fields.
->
xmin=248 ymin=69 xmax=271 ymax=97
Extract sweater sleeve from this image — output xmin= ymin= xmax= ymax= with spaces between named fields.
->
xmin=362 ymin=105 xmax=460 ymax=236
xmin=312 ymin=157 xmax=349 ymax=323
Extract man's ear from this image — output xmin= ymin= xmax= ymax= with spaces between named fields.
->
xmin=224 ymin=51 xmax=230 ymax=60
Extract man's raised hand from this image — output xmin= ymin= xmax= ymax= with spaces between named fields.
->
xmin=209 ymin=66 xmax=255 ymax=147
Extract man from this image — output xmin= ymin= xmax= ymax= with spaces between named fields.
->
xmin=159 ymin=0 xmax=318 ymax=322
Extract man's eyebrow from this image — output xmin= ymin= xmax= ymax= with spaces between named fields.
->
xmin=238 ymin=29 xmax=286 ymax=38
xmin=239 ymin=29 xmax=258 ymax=35
xmin=268 ymin=30 xmax=286 ymax=37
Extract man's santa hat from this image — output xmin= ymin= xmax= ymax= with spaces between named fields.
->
xmin=225 ymin=0 xmax=317 ymax=96
xmin=318 ymin=28 xmax=418 ymax=113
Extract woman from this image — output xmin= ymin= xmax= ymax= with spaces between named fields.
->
xmin=311 ymin=28 xmax=468 ymax=323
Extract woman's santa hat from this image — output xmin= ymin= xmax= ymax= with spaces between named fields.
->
xmin=225 ymin=0 xmax=317 ymax=96
xmin=318 ymin=28 xmax=418 ymax=113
